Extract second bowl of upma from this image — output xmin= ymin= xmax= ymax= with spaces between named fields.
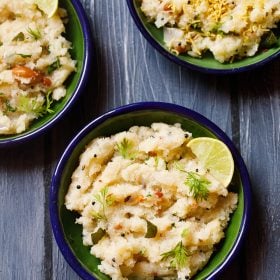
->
xmin=0 ymin=0 xmax=93 ymax=146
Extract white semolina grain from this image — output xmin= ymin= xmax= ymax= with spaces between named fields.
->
xmin=140 ymin=0 xmax=280 ymax=63
xmin=0 ymin=0 xmax=75 ymax=134
xmin=65 ymin=123 xmax=238 ymax=280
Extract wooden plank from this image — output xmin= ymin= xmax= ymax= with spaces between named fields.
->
xmin=49 ymin=0 xmax=98 ymax=277
xmin=50 ymin=103 xmax=86 ymax=280
xmin=0 ymin=140 xmax=45 ymax=280
xmin=238 ymin=61 xmax=280 ymax=279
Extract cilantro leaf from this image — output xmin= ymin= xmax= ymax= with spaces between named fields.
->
xmin=176 ymin=164 xmax=210 ymax=201
xmin=27 ymin=28 xmax=41 ymax=40
xmin=93 ymin=186 xmax=115 ymax=221
xmin=161 ymin=241 xmax=190 ymax=269
xmin=116 ymin=138 xmax=137 ymax=159
xmin=47 ymin=57 xmax=61 ymax=74
xmin=17 ymin=91 xmax=54 ymax=118
xmin=185 ymin=172 xmax=210 ymax=201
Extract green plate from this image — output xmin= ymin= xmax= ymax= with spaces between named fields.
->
xmin=0 ymin=0 xmax=92 ymax=146
xmin=127 ymin=0 xmax=280 ymax=73
xmin=51 ymin=103 xmax=251 ymax=280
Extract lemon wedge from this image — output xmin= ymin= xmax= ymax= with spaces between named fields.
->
xmin=187 ymin=137 xmax=234 ymax=187
xmin=33 ymin=0 xmax=58 ymax=18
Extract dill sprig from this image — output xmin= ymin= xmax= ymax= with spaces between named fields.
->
xmin=116 ymin=138 xmax=137 ymax=159
xmin=185 ymin=172 xmax=210 ymax=201
xmin=43 ymin=91 xmax=54 ymax=115
xmin=27 ymin=27 xmax=42 ymax=40
xmin=176 ymin=163 xmax=210 ymax=201
xmin=92 ymin=187 xmax=114 ymax=220
xmin=17 ymin=91 xmax=54 ymax=118
xmin=161 ymin=241 xmax=190 ymax=269
xmin=17 ymin=96 xmax=41 ymax=115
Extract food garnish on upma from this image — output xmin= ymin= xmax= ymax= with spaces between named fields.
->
xmin=65 ymin=123 xmax=238 ymax=280
xmin=0 ymin=0 xmax=75 ymax=134
xmin=140 ymin=0 xmax=280 ymax=63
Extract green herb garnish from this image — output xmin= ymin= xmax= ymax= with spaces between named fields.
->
xmin=185 ymin=172 xmax=210 ymax=201
xmin=91 ymin=211 xmax=105 ymax=220
xmin=91 ymin=228 xmax=106 ymax=244
xmin=16 ymin=53 xmax=32 ymax=58
xmin=5 ymin=100 xmax=17 ymax=113
xmin=116 ymin=138 xmax=137 ymax=159
xmin=27 ymin=27 xmax=41 ymax=40
xmin=43 ymin=91 xmax=54 ymax=115
xmin=17 ymin=96 xmax=42 ymax=116
xmin=17 ymin=91 xmax=54 ymax=118
xmin=47 ymin=57 xmax=61 ymax=74
xmin=190 ymin=20 xmax=202 ymax=30
xmin=154 ymin=156 xmax=159 ymax=167
xmin=139 ymin=248 xmax=147 ymax=256
xmin=145 ymin=220 xmax=158 ymax=238
xmin=176 ymin=164 xmax=210 ymax=201
xmin=211 ymin=22 xmax=225 ymax=35
xmin=12 ymin=32 xmax=25 ymax=42
xmin=181 ymin=228 xmax=189 ymax=238
xmin=93 ymin=187 xmax=115 ymax=220
xmin=161 ymin=241 xmax=190 ymax=269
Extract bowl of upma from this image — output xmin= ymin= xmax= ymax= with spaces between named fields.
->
xmin=0 ymin=0 xmax=93 ymax=146
xmin=50 ymin=102 xmax=251 ymax=280
xmin=127 ymin=0 xmax=280 ymax=73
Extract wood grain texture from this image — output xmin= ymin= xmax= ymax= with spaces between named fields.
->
xmin=0 ymin=140 xmax=45 ymax=280
xmin=51 ymin=1 xmax=237 ymax=279
xmin=237 ymin=62 xmax=280 ymax=280
xmin=1 ymin=0 xmax=279 ymax=279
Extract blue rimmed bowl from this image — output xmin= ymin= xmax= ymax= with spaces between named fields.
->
xmin=50 ymin=102 xmax=251 ymax=280
xmin=0 ymin=0 xmax=93 ymax=147
xmin=126 ymin=0 xmax=280 ymax=74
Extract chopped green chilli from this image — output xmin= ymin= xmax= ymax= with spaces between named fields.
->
xmin=47 ymin=57 xmax=61 ymax=74
xmin=91 ymin=228 xmax=106 ymax=244
xmin=145 ymin=220 xmax=158 ymax=238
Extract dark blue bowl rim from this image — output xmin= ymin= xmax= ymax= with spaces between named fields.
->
xmin=0 ymin=0 xmax=93 ymax=147
xmin=50 ymin=102 xmax=252 ymax=280
xmin=126 ymin=0 xmax=280 ymax=74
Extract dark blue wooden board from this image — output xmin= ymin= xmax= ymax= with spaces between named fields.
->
xmin=0 ymin=0 xmax=279 ymax=279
